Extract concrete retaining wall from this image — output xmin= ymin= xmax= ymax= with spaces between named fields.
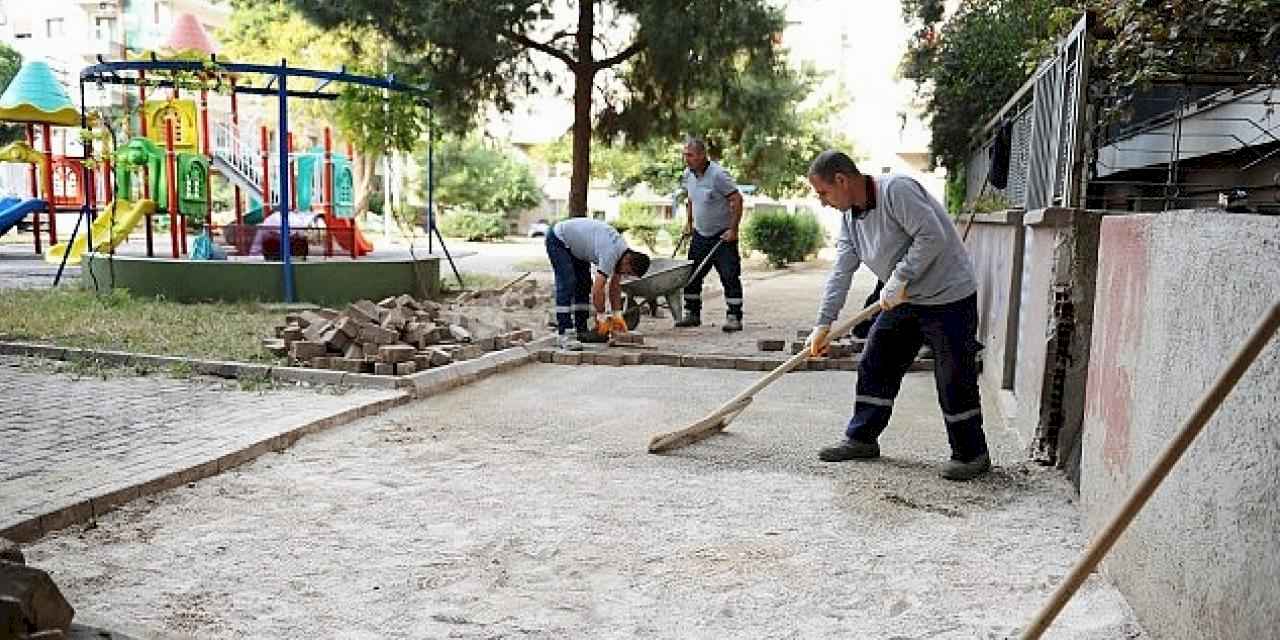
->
xmin=82 ymin=253 xmax=440 ymax=305
xmin=963 ymin=210 xmax=1024 ymax=394
xmin=1081 ymin=211 xmax=1280 ymax=639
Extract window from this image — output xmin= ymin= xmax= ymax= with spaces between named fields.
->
xmin=153 ymin=0 xmax=161 ymax=25
xmin=46 ymin=17 xmax=64 ymax=38
xmin=94 ymin=17 xmax=116 ymax=42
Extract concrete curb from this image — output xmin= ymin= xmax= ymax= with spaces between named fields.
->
xmin=0 ymin=391 xmax=411 ymax=544
xmin=0 ymin=339 xmax=554 ymax=393
xmin=532 ymin=348 xmax=938 ymax=373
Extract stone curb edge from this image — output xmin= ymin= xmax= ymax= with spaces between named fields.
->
xmin=0 ymin=336 xmax=557 ymax=394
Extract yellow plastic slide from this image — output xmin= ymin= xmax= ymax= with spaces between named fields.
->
xmin=45 ymin=199 xmax=156 ymax=265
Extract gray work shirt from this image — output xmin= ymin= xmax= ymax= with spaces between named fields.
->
xmin=552 ymin=217 xmax=629 ymax=277
xmin=816 ymin=174 xmax=977 ymax=325
xmin=682 ymin=161 xmax=739 ymax=236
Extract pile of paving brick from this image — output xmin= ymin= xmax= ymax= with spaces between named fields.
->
xmin=262 ymin=294 xmax=535 ymax=376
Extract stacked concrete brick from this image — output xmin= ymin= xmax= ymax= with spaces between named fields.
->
xmin=262 ymin=294 xmax=535 ymax=376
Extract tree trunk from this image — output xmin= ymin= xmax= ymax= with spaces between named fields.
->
xmin=568 ymin=0 xmax=595 ymax=217
xmin=351 ymin=149 xmax=379 ymax=216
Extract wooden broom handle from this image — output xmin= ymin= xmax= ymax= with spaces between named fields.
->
xmin=1021 ymin=300 xmax=1280 ymax=639
xmin=700 ymin=301 xmax=883 ymax=424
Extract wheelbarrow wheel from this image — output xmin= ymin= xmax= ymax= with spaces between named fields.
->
xmin=622 ymin=303 xmax=643 ymax=331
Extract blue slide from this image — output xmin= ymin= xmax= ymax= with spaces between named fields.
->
xmin=0 ymin=198 xmax=47 ymax=238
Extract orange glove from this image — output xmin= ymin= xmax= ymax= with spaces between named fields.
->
xmin=609 ymin=314 xmax=629 ymax=335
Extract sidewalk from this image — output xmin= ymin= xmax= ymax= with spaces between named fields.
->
xmin=0 ymin=357 xmax=406 ymax=541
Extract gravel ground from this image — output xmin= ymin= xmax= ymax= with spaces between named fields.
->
xmin=25 ymin=364 xmax=1144 ymax=639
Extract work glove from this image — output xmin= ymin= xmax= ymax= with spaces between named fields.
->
xmin=596 ymin=312 xmax=629 ymax=336
xmin=608 ymin=313 xmax=629 ymax=336
xmin=880 ymin=273 xmax=909 ymax=310
xmin=806 ymin=325 xmax=831 ymax=358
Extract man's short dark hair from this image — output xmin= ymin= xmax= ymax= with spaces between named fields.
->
xmin=684 ymin=136 xmax=707 ymax=153
xmin=808 ymin=150 xmax=860 ymax=183
xmin=624 ymin=249 xmax=651 ymax=277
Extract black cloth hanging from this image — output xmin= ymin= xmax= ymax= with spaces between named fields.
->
xmin=987 ymin=119 xmax=1013 ymax=190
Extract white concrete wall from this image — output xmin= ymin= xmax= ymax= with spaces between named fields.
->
xmin=1081 ymin=210 xmax=1280 ymax=639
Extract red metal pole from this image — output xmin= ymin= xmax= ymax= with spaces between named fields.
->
xmin=26 ymin=125 xmax=40 ymax=254
xmin=288 ymin=132 xmax=297 ymax=211
xmin=165 ymin=119 xmax=179 ymax=258
xmin=103 ymin=158 xmax=113 ymax=203
xmin=231 ymin=78 xmax=243 ymax=225
xmin=260 ymin=126 xmax=271 ymax=217
xmin=41 ymin=124 xmax=56 ymax=245
xmin=139 ymin=71 xmax=153 ymax=256
xmin=323 ymin=127 xmax=333 ymax=257
xmin=201 ymin=89 xmax=212 ymax=240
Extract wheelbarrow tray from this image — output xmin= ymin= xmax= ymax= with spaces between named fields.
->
xmin=620 ymin=258 xmax=694 ymax=326
xmin=621 ymin=258 xmax=693 ymax=299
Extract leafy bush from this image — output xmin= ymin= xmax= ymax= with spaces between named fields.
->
xmin=611 ymin=202 xmax=660 ymax=252
xmin=663 ymin=220 xmax=686 ymax=247
xmin=742 ymin=208 xmax=827 ymax=268
xmin=438 ymin=210 xmax=506 ymax=242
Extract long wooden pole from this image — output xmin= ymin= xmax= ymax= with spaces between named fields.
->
xmin=1020 ymin=300 xmax=1280 ymax=639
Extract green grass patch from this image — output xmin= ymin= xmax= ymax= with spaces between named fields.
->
xmin=0 ymin=288 xmax=281 ymax=363
xmin=439 ymin=272 xmax=511 ymax=295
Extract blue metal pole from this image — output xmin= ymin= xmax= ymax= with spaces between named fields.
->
xmin=278 ymin=62 xmax=295 ymax=302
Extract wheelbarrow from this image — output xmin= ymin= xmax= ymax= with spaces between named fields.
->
xmin=619 ymin=236 xmax=724 ymax=330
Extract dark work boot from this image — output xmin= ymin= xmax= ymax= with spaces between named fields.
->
xmin=722 ymin=315 xmax=743 ymax=332
xmin=674 ymin=313 xmax=701 ymax=328
xmin=941 ymin=452 xmax=991 ymax=481
xmin=818 ymin=439 xmax=880 ymax=462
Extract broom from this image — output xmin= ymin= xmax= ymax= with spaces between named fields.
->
xmin=647 ymin=301 xmax=884 ymax=453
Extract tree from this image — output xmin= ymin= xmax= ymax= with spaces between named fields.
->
xmin=286 ymin=0 xmax=791 ymax=217
xmin=219 ymin=0 xmax=429 ymax=216
xmin=0 ymin=43 xmax=23 ymax=145
xmin=533 ymin=65 xmax=852 ymax=200
xmin=1094 ymin=0 xmax=1280 ymax=113
xmin=430 ymin=136 xmax=542 ymax=217
xmin=903 ymin=0 xmax=1280 ymax=175
xmin=900 ymin=0 xmax=1067 ymax=173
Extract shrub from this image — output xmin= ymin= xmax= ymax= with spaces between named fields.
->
xmin=438 ymin=210 xmax=507 ymax=242
xmin=742 ymin=208 xmax=827 ymax=268
xmin=611 ymin=202 xmax=660 ymax=252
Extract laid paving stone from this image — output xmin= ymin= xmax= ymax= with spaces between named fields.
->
xmin=535 ymin=349 xmax=554 ymax=363
xmin=577 ymin=352 xmax=598 ymax=365
xmin=622 ymin=353 xmax=643 ymax=366
xmin=395 ymin=362 xmax=417 ymax=376
xmin=757 ymin=338 xmax=786 ymax=352
xmin=594 ymin=352 xmax=625 ymax=366
xmin=640 ymin=352 xmax=682 ymax=366
xmin=552 ymin=352 xmax=581 ymax=365
xmin=374 ymin=363 xmax=394 ymax=375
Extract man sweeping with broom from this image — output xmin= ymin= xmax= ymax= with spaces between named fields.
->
xmin=805 ymin=150 xmax=990 ymax=481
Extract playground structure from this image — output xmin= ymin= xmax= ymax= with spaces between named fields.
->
xmin=50 ymin=12 xmax=458 ymax=303
xmin=0 ymin=60 xmax=115 ymax=252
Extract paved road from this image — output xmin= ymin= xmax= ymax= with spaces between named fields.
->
xmin=25 ymin=364 xmax=1144 ymax=639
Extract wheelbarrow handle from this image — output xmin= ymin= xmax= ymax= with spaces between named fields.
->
xmin=671 ymin=232 xmax=690 ymax=259
xmin=684 ymin=237 xmax=725 ymax=288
